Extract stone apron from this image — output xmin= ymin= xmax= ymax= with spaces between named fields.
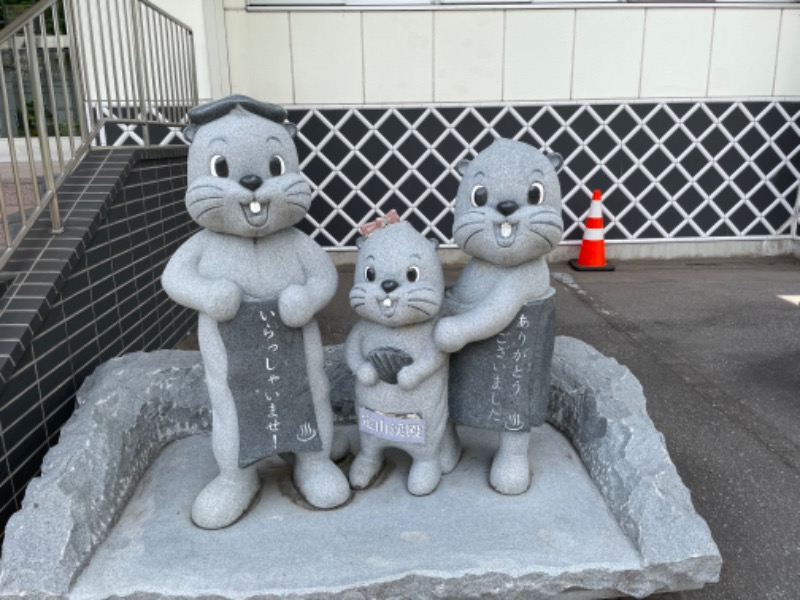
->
xmin=449 ymin=292 xmax=556 ymax=432
xmin=217 ymin=300 xmax=322 ymax=468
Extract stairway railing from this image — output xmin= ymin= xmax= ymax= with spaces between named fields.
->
xmin=0 ymin=0 xmax=196 ymax=270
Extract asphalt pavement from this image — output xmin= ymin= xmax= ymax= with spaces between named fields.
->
xmin=549 ymin=257 xmax=800 ymax=600
xmin=318 ymin=256 xmax=800 ymax=599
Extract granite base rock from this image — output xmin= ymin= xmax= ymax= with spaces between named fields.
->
xmin=0 ymin=337 xmax=721 ymax=598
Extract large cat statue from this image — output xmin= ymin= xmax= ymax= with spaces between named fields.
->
xmin=162 ymin=95 xmax=350 ymax=529
xmin=345 ymin=220 xmax=460 ymax=495
xmin=434 ymin=138 xmax=564 ymax=495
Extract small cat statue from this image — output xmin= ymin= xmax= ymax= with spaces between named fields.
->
xmin=162 ymin=95 xmax=350 ymax=529
xmin=434 ymin=138 xmax=564 ymax=495
xmin=346 ymin=219 xmax=460 ymax=495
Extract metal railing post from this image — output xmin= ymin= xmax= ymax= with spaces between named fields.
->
xmin=131 ymin=0 xmax=150 ymax=146
xmin=25 ymin=20 xmax=63 ymax=233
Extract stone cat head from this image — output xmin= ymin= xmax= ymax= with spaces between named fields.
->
xmin=350 ymin=222 xmax=444 ymax=328
xmin=182 ymin=95 xmax=310 ymax=239
xmin=453 ymin=139 xmax=564 ymax=267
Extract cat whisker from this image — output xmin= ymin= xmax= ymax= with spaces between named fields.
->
xmin=188 ymin=183 xmax=224 ymax=193
xmin=187 ymin=194 xmax=223 ymax=206
xmin=461 ymin=228 xmax=483 ymax=251
xmin=453 ymin=219 xmax=485 ymax=235
xmin=283 ymin=179 xmax=310 ymax=193
xmin=526 ymin=220 xmax=563 ymax=233
xmin=286 ymin=200 xmax=309 ymax=211
xmin=529 ymin=229 xmax=556 ymax=249
xmin=350 ymin=302 xmax=366 ymax=309
xmin=408 ymin=303 xmax=433 ymax=317
xmin=408 ymin=296 xmax=439 ymax=307
xmin=193 ymin=204 xmax=223 ymax=221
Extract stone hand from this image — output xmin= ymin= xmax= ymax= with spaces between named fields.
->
xmin=434 ymin=318 xmax=467 ymax=354
xmin=397 ymin=366 xmax=424 ymax=390
xmin=356 ymin=362 xmax=379 ymax=387
xmin=205 ymin=279 xmax=241 ymax=322
xmin=278 ymin=284 xmax=314 ymax=328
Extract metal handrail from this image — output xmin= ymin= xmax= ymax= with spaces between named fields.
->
xmin=0 ymin=0 xmax=197 ymax=270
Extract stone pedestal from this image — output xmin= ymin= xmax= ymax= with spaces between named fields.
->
xmin=0 ymin=338 xmax=721 ymax=599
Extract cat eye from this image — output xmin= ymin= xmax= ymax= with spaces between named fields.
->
xmin=364 ymin=266 xmax=376 ymax=282
xmin=528 ymin=182 xmax=545 ymax=205
xmin=471 ymin=184 xmax=488 ymax=207
xmin=210 ymin=155 xmax=229 ymax=178
xmin=269 ymin=155 xmax=286 ymax=177
xmin=406 ymin=266 xmax=420 ymax=283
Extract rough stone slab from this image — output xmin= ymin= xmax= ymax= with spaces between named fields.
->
xmin=0 ymin=338 xmax=721 ymax=599
xmin=69 ymin=426 xmax=641 ymax=600
xmin=0 ymin=351 xmax=211 ymax=599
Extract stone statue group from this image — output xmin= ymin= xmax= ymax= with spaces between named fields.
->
xmin=162 ymin=95 xmax=564 ymax=530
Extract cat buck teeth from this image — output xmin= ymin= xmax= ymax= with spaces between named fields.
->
xmin=500 ymin=222 xmax=513 ymax=239
xmin=249 ymin=201 xmax=261 ymax=214
xmin=382 ymin=298 xmax=393 ymax=308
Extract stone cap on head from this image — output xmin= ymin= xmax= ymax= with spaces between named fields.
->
xmin=184 ymin=95 xmax=288 ymax=141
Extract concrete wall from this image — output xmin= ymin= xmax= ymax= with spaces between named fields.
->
xmin=212 ymin=2 xmax=800 ymax=105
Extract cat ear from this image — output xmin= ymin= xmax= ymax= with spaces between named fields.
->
xmin=183 ymin=124 xmax=198 ymax=143
xmin=456 ymin=159 xmax=471 ymax=175
xmin=284 ymin=122 xmax=298 ymax=138
xmin=547 ymin=152 xmax=564 ymax=173
xmin=355 ymin=235 xmax=367 ymax=249
xmin=427 ymin=237 xmax=439 ymax=250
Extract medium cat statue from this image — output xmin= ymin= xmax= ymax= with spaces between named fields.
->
xmin=346 ymin=219 xmax=460 ymax=495
xmin=434 ymin=138 xmax=564 ymax=495
xmin=162 ymin=95 xmax=350 ymax=529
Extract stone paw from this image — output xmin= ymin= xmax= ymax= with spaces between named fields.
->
xmin=331 ymin=428 xmax=351 ymax=462
xmin=294 ymin=457 xmax=351 ymax=509
xmin=407 ymin=460 xmax=441 ymax=496
xmin=348 ymin=453 xmax=382 ymax=490
xmin=489 ymin=451 xmax=531 ymax=495
xmin=440 ymin=423 xmax=462 ymax=474
xmin=191 ymin=468 xmax=260 ymax=530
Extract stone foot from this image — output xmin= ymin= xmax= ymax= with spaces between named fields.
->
xmin=191 ymin=467 xmax=260 ymax=529
xmin=294 ymin=455 xmax=351 ymax=509
xmin=331 ymin=428 xmax=351 ymax=462
xmin=407 ymin=459 xmax=441 ymax=496
xmin=489 ymin=431 xmax=532 ymax=495
xmin=348 ymin=452 xmax=383 ymax=490
xmin=440 ymin=421 xmax=462 ymax=474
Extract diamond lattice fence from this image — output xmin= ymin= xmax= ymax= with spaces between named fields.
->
xmin=286 ymin=101 xmax=800 ymax=249
xmin=99 ymin=100 xmax=800 ymax=249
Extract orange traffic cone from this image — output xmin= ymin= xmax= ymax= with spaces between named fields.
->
xmin=569 ymin=189 xmax=615 ymax=271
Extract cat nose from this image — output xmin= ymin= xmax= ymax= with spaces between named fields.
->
xmin=497 ymin=200 xmax=519 ymax=216
xmin=239 ymin=174 xmax=263 ymax=191
xmin=381 ymin=279 xmax=400 ymax=293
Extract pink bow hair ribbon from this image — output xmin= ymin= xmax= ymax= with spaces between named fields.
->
xmin=359 ymin=209 xmax=401 ymax=237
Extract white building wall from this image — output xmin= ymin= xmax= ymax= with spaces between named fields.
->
xmin=211 ymin=1 xmax=798 ymax=105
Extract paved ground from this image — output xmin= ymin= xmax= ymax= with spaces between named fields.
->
xmin=182 ymin=256 xmax=800 ymax=599
xmin=549 ymin=257 xmax=800 ymax=600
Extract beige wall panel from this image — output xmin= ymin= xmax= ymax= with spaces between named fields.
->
xmin=640 ymin=9 xmax=714 ymax=98
xmin=151 ymin=0 xmax=215 ymax=101
xmin=504 ymin=10 xmax=574 ymax=101
xmin=774 ymin=9 xmax=800 ymax=96
xmin=364 ymin=12 xmax=433 ymax=103
xmin=573 ymin=9 xmax=645 ymax=100
xmin=434 ymin=11 xmax=504 ymax=103
xmin=291 ymin=12 xmax=364 ymax=104
xmin=226 ymin=11 xmax=293 ymax=103
xmin=708 ymin=9 xmax=781 ymax=97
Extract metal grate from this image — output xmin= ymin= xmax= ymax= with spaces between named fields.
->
xmin=285 ymin=101 xmax=800 ymax=249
